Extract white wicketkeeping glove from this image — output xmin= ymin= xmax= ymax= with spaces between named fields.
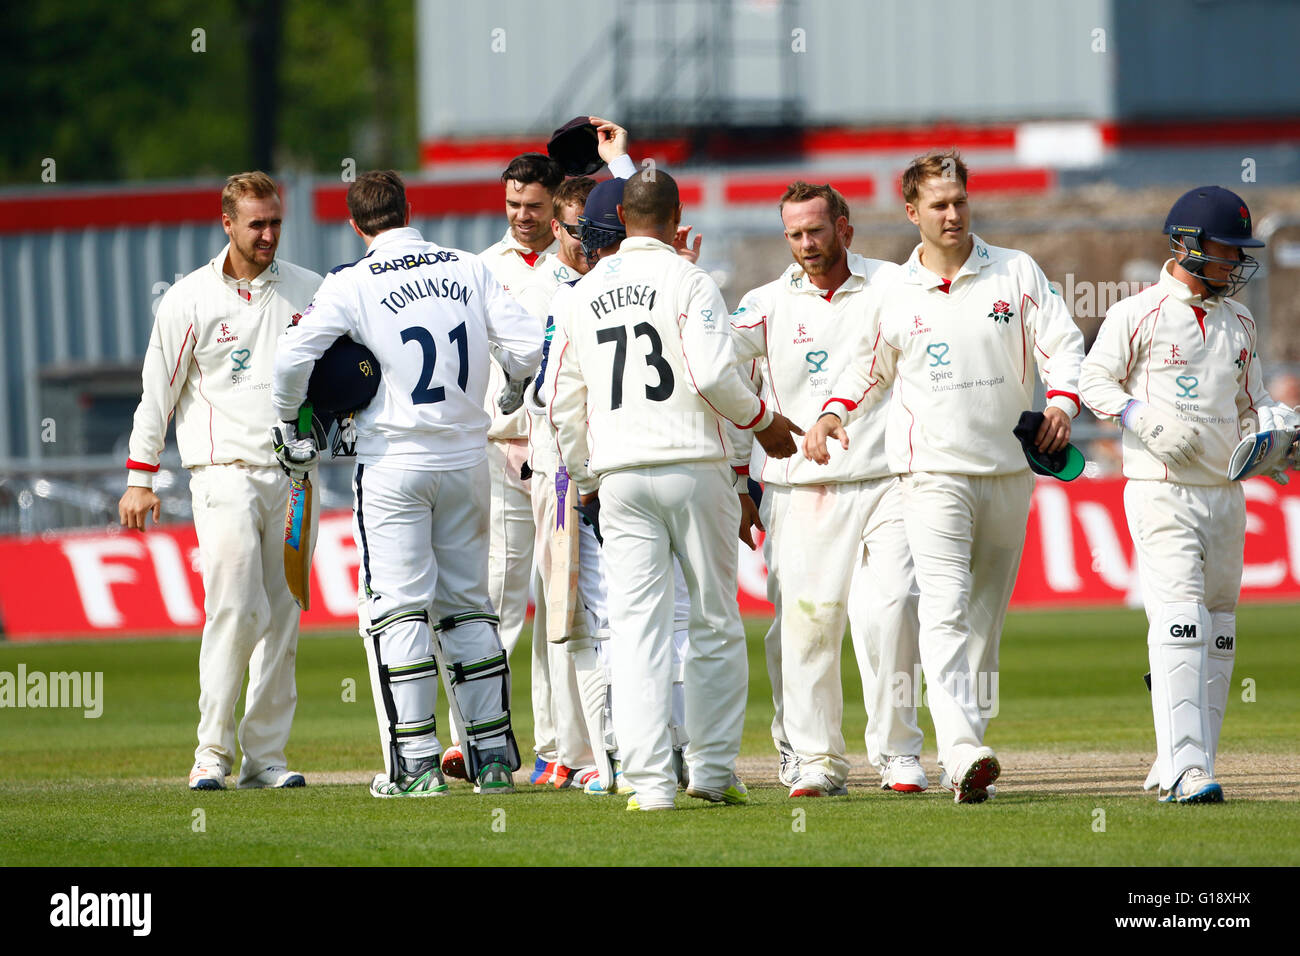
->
xmin=1258 ymin=403 xmax=1300 ymax=433
xmin=270 ymin=421 xmax=319 ymax=477
xmin=1121 ymin=400 xmax=1204 ymax=468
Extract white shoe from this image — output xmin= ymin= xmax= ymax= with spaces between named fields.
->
xmin=788 ymin=770 xmax=848 ymax=797
xmin=188 ymin=763 xmax=226 ymax=791
xmin=1159 ymin=767 xmax=1224 ymax=804
xmin=238 ymin=766 xmax=306 ymax=789
xmin=944 ymin=749 xmax=1000 ymax=804
xmin=777 ymin=740 xmax=802 ymax=788
xmin=881 ymin=755 xmax=928 ymax=793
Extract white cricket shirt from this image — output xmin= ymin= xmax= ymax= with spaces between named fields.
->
xmin=549 ymin=236 xmax=772 ymax=494
xmin=731 ymin=254 xmax=901 ymax=485
xmin=273 ymin=227 xmax=542 ymax=470
xmin=126 ymin=247 xmax=322 ymax=487
xmin=1080 ymin=260 xmax=1285 ymax=485
xmin=824 ymin=235 xmax=1084 ymax=476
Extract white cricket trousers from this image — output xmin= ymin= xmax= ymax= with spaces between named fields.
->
xmin=1124 ymin=480 xmax=1244 ymax=785
xmin=900 ymin=471 xmax=1034 ymax=777
xmin=487 ymin=437 xmax=535 ymax=658
xmin=190 ymin=463 xmax=302 ymax=781
xmin=600 ymin=461 xmax=747 ymax=805
xmin=775 ymin=477 xmax=922 ymax=787
xmin=355 ymin=461 xmax=510 ymax=761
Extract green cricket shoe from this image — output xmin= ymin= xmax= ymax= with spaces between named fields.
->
xmin=686 ymin=772 xmax=749 ymax=805
xmin=626 ymin=793 xmax=675 ymax=811
xmin=370 ymin=755 xmax=449 ymax=798
xmin=474 ymin=761 xmax=515 ymax=794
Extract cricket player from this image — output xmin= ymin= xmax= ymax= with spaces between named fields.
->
xmin=119 ymin=171 xmax=321 ymax=791
xmin=441 ymin=120 xmax=639 ymax=785
xmin=803 ymin=150 xmax=1086 ymax=803
xmin=1079 ymin=185 xmax=1299 ymax=803
xmin=523 ymin=173 xmax=603 ymax=788
xmin=535 ymin=174 xmax=706 ymax=796
xmin=273 ymin=170 xmax=542 ymax=797
xmin=730 ymin=181 xmax=924 ymax=797
xmin=479 ymin=150 xmax=563 ymax=668
xmin=550 ymin=171 xmax=801 ymax=810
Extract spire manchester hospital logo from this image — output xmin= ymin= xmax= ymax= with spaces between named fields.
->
xmin=989 ymin=300 xmax=1013 ymax=324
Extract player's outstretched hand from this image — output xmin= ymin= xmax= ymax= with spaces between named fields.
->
xmin=1122 ymin=400 xmax=1203 ymax=467
xmin=119 ymin=486 xmax=161 ymax=531
xmin=802 ymin=413 xmax=847 ymax=465
xmin=755 ymin=412 xmax=803 ymax=459
xmin=589 ymin=116 xmax=628 ymax=165
xmin=673 ymin=226 xmax=702 ymax=263
xmin=1035 ymin=406 xmax=1072 ymax=454
xmin=738 ymin=491 xmax=764 ymax=551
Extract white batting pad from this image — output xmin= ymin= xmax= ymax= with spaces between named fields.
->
xmin=1148 ymin=602 xmax=1211 ymax=791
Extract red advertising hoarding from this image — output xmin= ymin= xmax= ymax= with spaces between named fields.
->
xmin=1 ymin=477 xmax=1297 ymax=641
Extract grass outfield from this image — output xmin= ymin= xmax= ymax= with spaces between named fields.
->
xmin=1 ymin=605 xmax=1297 ymax=866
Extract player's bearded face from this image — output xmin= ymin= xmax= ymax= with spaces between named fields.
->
xmin=782 ymin=198 xmax=847 ymax=276
xmin=224 ymin=194 xmax=282 ymax=273
xmin=907 ymin=177 xmax=970 ymax=253
xmin=505 ymin=180 xmax=553 ymax=250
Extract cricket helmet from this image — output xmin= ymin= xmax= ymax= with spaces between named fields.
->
xmin=578 ymin=177 xmax=627 ymax=263
xmin=306 ymin=336 xmax=381 ymax=456
xmin=1163 ymin=186 xmax=1263 ymax=297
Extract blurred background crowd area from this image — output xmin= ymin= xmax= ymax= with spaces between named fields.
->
xmin=5 ymin=0 xmax=1299 ymax=533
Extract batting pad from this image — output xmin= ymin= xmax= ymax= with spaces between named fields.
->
xmin=364 ymin=609 xmax=440 ymax=778
xmin=1148 ymin=602 xmax=1211 ymax=790
xmin=570 ymin=637 xmax=615 ymax=788
xmin=1206 ymin=611 xmax=1236 ymax=775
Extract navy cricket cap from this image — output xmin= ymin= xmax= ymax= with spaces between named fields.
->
xmin=548 ymin=117 xmax=604 ymax=176
xmin=1163 ymin=186 xmax=1264 ymax=248
xmin=1013 ymin=411 xmax=1085 ymax=482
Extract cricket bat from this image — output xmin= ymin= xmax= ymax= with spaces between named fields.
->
xmin=1227 ymin=427 xmax=1299 ymax=481
xmin=283 ymin=404 xmax=315 ymax=610
xmin=546 ymin=466 xmax=581 ymax=643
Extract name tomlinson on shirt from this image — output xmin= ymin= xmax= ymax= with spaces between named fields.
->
xmin=590 ymin=284 xmax=656 ymax=319
xmin=380 ymin=277 xmax=473 ymax=314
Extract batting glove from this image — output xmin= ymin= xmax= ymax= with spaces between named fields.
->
xmin=498 ymin=375 xmax=529 ymax=415
xmin=1122 ymin=400 xmax=1204 ymax=468
xmin=270 ymin=421 xmax=319 ymax=477
xmin=1258 ymin=403 xmax=1300 ymax=433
